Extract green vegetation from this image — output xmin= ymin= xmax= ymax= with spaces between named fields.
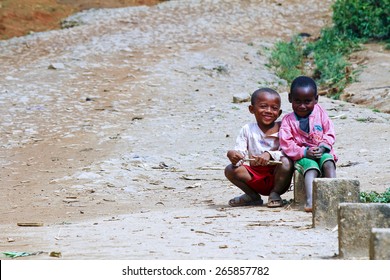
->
xmin=332 ymin=0 xmax=389 ymax=40
xmin=269 ymin=37 xmax=304 ymax=83
xmin=213 ymin=65 xmax=229 ymax=74
xmin=270 ymin=29 xmax=362 ymax=98
xmin=355 ymin=117 xmax=369 ymax=122
xmin=61 ymin=20 xmax=81 ymax=29
xmin=360 ymin=188 xmax=390 ymax=203
xmin=268 ymin=0 xmax=389 ymax=99
xmin=307 ymin=27 xmax=362 ymax=96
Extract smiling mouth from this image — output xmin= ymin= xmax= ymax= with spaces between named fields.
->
xmin=263 ymin=115 xmax=273 ymax=119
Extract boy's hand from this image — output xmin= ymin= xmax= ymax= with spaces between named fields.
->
xmin=227 ymin=150 xmax=244 ymax=166
xmin=306 ymin=146 xmax=325 ymax=159
xmin=251 ymin=152 xmax=271 ymax=166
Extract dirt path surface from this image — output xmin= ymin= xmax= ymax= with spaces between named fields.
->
xmin=0 ymin=0 xmax=389 ymax=260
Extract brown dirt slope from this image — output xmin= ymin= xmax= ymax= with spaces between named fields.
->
xmin=0 ymin=0 xmax=164 ymax=40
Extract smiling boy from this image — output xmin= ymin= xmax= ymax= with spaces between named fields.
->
xmin=225 ymin=88 xmax=293 ymax=207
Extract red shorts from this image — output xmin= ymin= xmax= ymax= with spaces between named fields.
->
xmin=243 ymin=165 xmax=275 ymax=196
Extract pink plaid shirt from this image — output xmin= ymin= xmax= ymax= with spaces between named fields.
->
xmin=279 ymin=104 xmax=337 ymax=161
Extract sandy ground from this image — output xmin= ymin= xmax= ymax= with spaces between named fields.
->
xmin=0 ymin=0 xmax=389 ymax=260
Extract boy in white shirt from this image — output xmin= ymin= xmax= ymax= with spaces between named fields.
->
xmin=225 ymin=88 xmax=293 ymax=207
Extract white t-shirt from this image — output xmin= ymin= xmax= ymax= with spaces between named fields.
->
xmin=233 ymin=122 xmax=282 ymax=163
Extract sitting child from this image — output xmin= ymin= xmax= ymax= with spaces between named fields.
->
xmin=225 ymin=88 xmax=293 ymax=207
xmin=279 ymin=76 xmax=337 ymax=212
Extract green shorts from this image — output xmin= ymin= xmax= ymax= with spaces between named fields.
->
xmin=295 ymin=153 xmax=335 ymax=177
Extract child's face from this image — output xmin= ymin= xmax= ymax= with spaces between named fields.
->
xmin=249 ymin=92 xmax=281 ymax=128
xmin=289 ymin=86 xmax=318 ymax=117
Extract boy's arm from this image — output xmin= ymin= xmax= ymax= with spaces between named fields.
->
xmin=227 ymin=126 xmax=248 ymax=165
xmin=227 ymin=150 xmax=245 ymax=166
xmin=232 ymin=125 xmax=249 ymax=158
xmin=319 ymin=114 xmax=336 ymax=152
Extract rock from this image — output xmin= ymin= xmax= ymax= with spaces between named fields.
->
xmin=48 ymin=63 xmax=65 ymax=70
xmin=370 ymin=228 xmax=390 ymax=260
xmin=232 ymin=93 xmax=250 ymax=103
xmin=338 ymin=203 xmax=390 ymax=259
xmin=312 ymin=178 xmax=360 ymax=228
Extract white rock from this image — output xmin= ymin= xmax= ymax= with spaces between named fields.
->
xmin=233 ymin=93 xmax=250 ymax=103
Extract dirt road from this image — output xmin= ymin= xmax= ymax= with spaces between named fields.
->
xmin=0 ymin=0 xmax=389 ymax=260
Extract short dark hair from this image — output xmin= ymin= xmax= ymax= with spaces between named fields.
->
xmin=290 ymin=76 xmax=317 ymax=96
xmin=251 ymin=87 xmax=280 ymax=105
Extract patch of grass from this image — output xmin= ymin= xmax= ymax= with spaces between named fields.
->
xmin=332 ymin=0 xmax=390 ymax=40
xmin=360 ymin=188 xmax=390 ymax=203
xmin=61 ymin=20 xmax=81 ymax=29
xmin=267 ymin=0 xmax=387 ymax=99
xmin=355 ymin=118 xmax=368 ymax=122
xmin=307 ymin=28 xmax=362 ymax=93
xmin=268 ymin=29 xmax=362 ymax=97
xmin=269 ymin=36 xmax=304 ymax=83
xmin=213 ymin=65 xmax=229 ymax=74
xmin=307 ymin=27 xmax=362 ymax=56
xmin=355 ymin=117 xmax=377 ymax=123
xmin=385 ymin=39 xmax=390 ymax=50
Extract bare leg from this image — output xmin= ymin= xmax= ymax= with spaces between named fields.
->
xmin=304 ymin=169 xmax=319 ymax=211
xmin=224 ymin=164 xmax=261 ymax=201
xmin=322 ymin=161 xmax=336 ymax=178
xmin=271 ymin=156 xmax=294 ymax=195
xmin=267 ymin=156 xmax=294 ymax=207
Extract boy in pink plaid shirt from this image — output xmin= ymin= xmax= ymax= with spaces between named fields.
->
xmin=279 ymin=76 xmax=337 ymax=212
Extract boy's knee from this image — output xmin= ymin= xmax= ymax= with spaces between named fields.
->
xmin=281 ymin=156 xmax=293 ymax=170
xmin=323 ymin=160 xmax=332 ymax=166
xmin=322 ymin=160 xmax=336 ymax=170
xmin=224 ymin=164 xmax=237 ymax=179
xmin=224 ymin=165 xmax=232 ymax=177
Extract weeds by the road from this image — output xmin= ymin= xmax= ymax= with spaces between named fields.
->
xmin=268 ymin=0 xmax=389 ymax=99
xmin=360 ymin=187 xmax=390 ymax=203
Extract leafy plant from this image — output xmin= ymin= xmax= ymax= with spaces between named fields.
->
xmin=360 ymin=187 xmax=390 ymax=203
xmin=269 ymin=36 xmax=304 ymax=83
xmin=332 ymin=0 xmax=390 ymax=40
xmin=385 ymin=39 xmax=390 ymax=50
xmin=306 ymin=27 xmax=362 ymax=56
xmin=268 ymin=28 xmax=362 ymax=97
xmin=267 ymin=0 xmax=388 ymax=99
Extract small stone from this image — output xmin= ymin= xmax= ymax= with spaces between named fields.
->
xmin=233 ymin=93 xmax=250 ymax=103
xmin=49 ymin=251 xmax=62 ymax=258
xmin=48 ymin=63 xmax=65 ymax=70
